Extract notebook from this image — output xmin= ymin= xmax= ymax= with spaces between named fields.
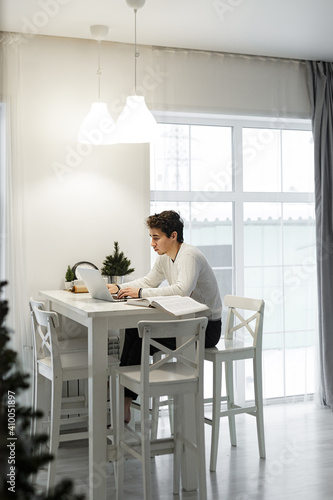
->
xmin=78 ymin=268 xmax=127 ymax=302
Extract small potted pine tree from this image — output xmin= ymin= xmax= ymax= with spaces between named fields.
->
xmin=64 ymin=265 xmax=74 ymax=290
xmin=101 ymin=242 xmax=134 ymax=285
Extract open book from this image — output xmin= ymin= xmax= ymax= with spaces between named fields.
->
xmin=127 ymin=295 xmax=209 ymax=316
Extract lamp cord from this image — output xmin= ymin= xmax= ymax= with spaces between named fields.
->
xmin=134 ymin=8 xmax=139 ymax=95
xmin=97 ymin=41 xmax=102 ymax=101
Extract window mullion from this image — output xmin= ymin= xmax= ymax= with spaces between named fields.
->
xmin=233 ymin=124 xmax=244 ymax=297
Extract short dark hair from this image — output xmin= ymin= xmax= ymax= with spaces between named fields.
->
xmin=146 ymin=210 xmax=184 ymax=243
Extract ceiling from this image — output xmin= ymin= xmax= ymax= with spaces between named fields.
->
xmin=1 ymin=0 xmax=333 ymax=62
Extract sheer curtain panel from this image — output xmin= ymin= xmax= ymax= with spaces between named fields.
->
xmin=0 ymin=33 xmax=32 ymax=404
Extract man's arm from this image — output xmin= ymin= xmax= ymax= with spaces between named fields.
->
xmin=138 ymin=254 xmax=200 ymax=298
xmin=115 ymin=260 xmax=166 ymax=298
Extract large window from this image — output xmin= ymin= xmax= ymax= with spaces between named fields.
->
xmin=150 ymin=113 xmax=316 ymax=401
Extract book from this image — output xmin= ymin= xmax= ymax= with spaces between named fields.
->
xmin=127 ymin=295 xmax=209 ymax=316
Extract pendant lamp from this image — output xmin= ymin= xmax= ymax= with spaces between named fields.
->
xmin=115 ymin=0 xmax=157 ymax=143
xmin=77 ymin=25 xmax=116 ymax=145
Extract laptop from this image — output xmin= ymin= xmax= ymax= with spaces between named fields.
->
xmin=78 ymin=268 xmax=127 ymax=302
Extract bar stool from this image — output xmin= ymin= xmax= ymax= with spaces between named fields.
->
xmin=204 ymin=295 xmax=266 ymax=471
xmin=115 ymin=317 xmax=208 ymax=500
xmin=30 ymin=303 xmax=119 ymax=492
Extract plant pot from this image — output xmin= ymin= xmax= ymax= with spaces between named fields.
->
xmin=108 ymin=276 xmax=125 ymax=285
xmin=64 ymin=281 xmax=73 ymax=290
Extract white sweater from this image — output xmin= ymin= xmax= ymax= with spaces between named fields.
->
xmin=122 ymin=243 xmax=222 ymax=320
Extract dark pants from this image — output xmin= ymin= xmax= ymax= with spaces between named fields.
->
xmin=120 ymin=318 xmax=222 ymax=400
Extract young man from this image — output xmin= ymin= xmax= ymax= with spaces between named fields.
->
xmin=108 ymin=210 xmax=222 ymax=422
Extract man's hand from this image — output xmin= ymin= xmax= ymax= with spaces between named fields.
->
xmin=117 ymin=287 xmax=140 ymax=299
xmin=106 ymin=284 xmax=119 ymax=294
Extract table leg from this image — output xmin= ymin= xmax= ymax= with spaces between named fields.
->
xmin=88 ymin=316 xmax=108 ymax=500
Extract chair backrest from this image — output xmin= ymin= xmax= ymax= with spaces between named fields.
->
xmin=29 ymin=299 xmax=46 ymax=360
xmin=137 ymin=317 xmax=208 ymax=392
xmin=224 ymin=295 xmax=265 ymax=350
xmin=29 ymin=301 xmax=61 ymax=374
xmin=29 ymin=298 xmax=45 ymax=311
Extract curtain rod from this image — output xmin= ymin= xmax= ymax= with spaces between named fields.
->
xmin=151 ymin=44 xmax=306 ymax=65
xmin=1 ymin=30 xmax=307 ymax=65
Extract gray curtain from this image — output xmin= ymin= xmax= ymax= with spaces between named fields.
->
xmin=306 ymin=61 xmax=333 ymax=409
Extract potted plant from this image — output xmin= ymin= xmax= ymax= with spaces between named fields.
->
xmin=101 ymin=241 xmax=135 ymax=284
xmin=64 ymin=264 xmax=74 ymax=289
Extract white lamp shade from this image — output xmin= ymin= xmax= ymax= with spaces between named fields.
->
xmin=115 ymin=96 xmax=157 ymax=143
xmin=77 ymin=102 xmax=116 ymax=145
xmin=126 ymin=0 xmax=146 ymax=9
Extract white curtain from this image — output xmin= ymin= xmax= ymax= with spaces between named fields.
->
xmin=0 ymin=32 xmax=32 ymax=405
xmin=149 ymin=47 xmax=310 ymax=118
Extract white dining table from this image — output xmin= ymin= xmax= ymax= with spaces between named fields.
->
xmin=39 ymin=290 xmax=200 ymax=500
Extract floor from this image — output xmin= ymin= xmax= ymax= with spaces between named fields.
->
xmin=36 ymin=401 xmax=333 ymax=499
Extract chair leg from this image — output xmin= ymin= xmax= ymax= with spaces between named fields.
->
xmin=210 ymin=358 xmax=223 ymax=472
xmin=33 ymin=372 xmax=44 ymax=441
xmin=30 ymin=360 xmax=36 ymax=437
xmin=141 ymin=391 xmax=152 ymax=500
xmin=116 ymin=382 xmax=124 ymax=500
xmin=109 ymin=370 xmax=117 ymax=443
xmin=31 ymin=372 xmax=45 ymax=484
xmin=151 ymin=352 xmax=162 ymax=441
xmin=109 ymin=370 xmax=118 ymax=481
xmin=225 ymin=361 xmax=237 ymax=447
xmin=254 ymin=357 xmax=266 ymax=458
xmin=47 ymin=378 xmax=62 ymax=493
xmin=173 ymin=395 xmax=182 ymax=495
xmin=151 ymin=397 xmax=159 ymax=440
xmin=168 ymin=397 xmax=174 ymax=435
xmin=151 ymin=396 xmax=174 ymax=441
xmin=131 ymin=396 xmax=141 ymax=431
xmin=195 ymin=392 xmax=207 ymax=500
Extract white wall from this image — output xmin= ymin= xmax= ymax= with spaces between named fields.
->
xmin=18 ymin=35 xmax=151 ymax=299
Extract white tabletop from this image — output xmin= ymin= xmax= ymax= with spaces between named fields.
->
xmin=40 ymin=289 xmax=154 ymax=315
xmin=39 ymin=289 xmax=172 ymax=327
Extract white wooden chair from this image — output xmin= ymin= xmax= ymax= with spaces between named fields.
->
xmin=30 ymin=298 xmax=88 ymax=353
xmin=115 ymin=317 xmax=208 ymax=500
xmin=30 ymin=304 xmax=119 ymax=492
xmin=204 ymin=294 xmax=265 ymax=471
xmin=29 ymin=298 xmax=90 ymax=439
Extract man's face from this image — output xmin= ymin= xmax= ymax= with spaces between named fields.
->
xmin=149 ymin=228 xmax=176 ymax=256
